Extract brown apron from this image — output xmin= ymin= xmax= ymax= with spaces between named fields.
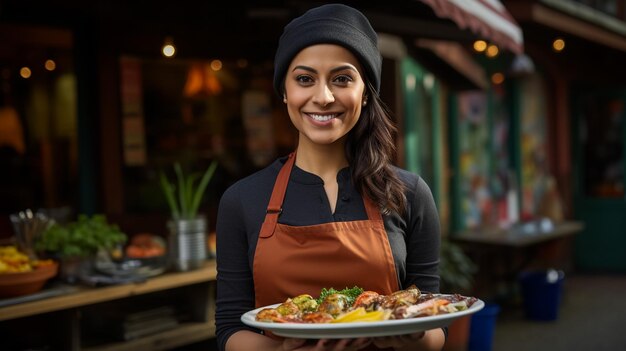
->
xmin=253 ymin=152 xmax=400 ymax=348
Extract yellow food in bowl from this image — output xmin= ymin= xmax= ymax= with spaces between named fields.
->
xmin=0 ymin=246 xmax=55 ymax=274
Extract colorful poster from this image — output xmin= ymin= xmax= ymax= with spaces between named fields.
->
xmin=458 ymin=91 xmax=492 ymax=229
xmin=519 ymin=74 xmax=549 ymax=220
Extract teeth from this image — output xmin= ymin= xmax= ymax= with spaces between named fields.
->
xmin=309 ymin=114 xmax=336 ymax=121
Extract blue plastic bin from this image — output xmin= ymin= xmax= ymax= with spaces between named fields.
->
xmin=519 ymin=269 xmax=564 ymax=321
xmin=468 ymin=303 xmax=500 ymax=351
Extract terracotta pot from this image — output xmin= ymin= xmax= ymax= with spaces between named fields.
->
xmin=443 ymin=315 xmax=471 ymax=351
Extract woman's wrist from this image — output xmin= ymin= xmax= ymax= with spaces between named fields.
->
xmin=225 ymin=330 xmax=283 ymax=351
xmin=393 ymin=328 xmax=445 ymax=351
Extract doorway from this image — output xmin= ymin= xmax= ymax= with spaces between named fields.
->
xmin=573 ymin=89 xmax=626 ymax=271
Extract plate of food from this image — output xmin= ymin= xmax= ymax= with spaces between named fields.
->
xmin=241 ymin=286 xmax=484 ymax=339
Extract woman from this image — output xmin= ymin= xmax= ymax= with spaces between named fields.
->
xmin=216 ymin=4 xmax=444 ymax=351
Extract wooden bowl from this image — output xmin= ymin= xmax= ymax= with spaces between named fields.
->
xmin=0 ymin=262 xmax=59 ymax=298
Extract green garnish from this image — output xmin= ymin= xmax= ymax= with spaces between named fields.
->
xmin=316 ymin=286 xmax=364 ymax=305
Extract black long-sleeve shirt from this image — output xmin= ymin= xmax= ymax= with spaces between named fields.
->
xmin=215 ymin=156 xmax=441 ymax=350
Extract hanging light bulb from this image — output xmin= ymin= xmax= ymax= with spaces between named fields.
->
xmin=162 ymin=36 xmax=176 ymax=58
xmin=491 ymin=72 xmax=505 ymax=85
xmin=44 ymin=59 xmax=56 ymax=71
xmin=473 ymin=40 xmax=487 ymax=53
xmin=552 ymin=38 xmax=565 ymax=52
xmin=210 ymin=59 xmax=222 ymax=71
xmin=20 ymin=67 xmax=32 ymax=79
xmin=485 ymin=44 xmax=499 ymax=58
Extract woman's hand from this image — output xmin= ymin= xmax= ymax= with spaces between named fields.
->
xmin=281 ymin=337 xmax=372 ymax=351
xmin=372 ymin=328 xmax=445 ymax=351
xmin=372 ymin=331 xmax=425 ymax=349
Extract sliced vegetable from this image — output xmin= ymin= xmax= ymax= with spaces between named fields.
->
xmin=332 ymin=307 xmax=366 ymax=323
xmin=332 ymin=307 xmax=386 ymax=323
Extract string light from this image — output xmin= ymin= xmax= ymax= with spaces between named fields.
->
xmin=44 ymin=59 xmax=56 ymax=71
xmin=210 ymin=59 xmax=222 ymax=71
xmin=485 ymin=44 xmax=499 ymax=58
xmin=473 ymin=40 xmax=487 ymax=52
xmin=552 ymin=38 xmax=565 ymax=52
xmin=162 ymin=36 xmax=176 ymax=58
xmin=491 ymin=72 xmax=505 ymax=85
xmin=20 ymin=67 xmax=32 ymax=79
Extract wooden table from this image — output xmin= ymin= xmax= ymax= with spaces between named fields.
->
xmin=453 ymin=221 xmax=584 ymax=247
xmin=451 ymin=221 xmax=584 ymax=302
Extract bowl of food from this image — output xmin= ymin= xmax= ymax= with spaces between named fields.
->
xmin=0 ymin=246 xmax=59 ymax=298
xmin=94 ymin=233 xmax=167 ymax=279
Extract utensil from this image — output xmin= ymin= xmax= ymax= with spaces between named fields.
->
xmin=9 ymin=209 xmax=55 ymax=260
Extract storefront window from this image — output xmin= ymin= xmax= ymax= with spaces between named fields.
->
xmin=0 ymin=26 xmax=77 ymax=235
xmin=118 ymin=56 xmax=297 ymax=215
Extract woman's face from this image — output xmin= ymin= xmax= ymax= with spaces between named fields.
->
xmin=283 ymin=44 xmax=366 ymax=147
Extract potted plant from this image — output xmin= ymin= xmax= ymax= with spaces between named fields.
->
xmin=35 ymin=214 xmax=127 ymax=282
xmin=159 ymin=160 xmax=218 ymax=271
xmin=439 ymin=239 xmax=477 ymax=295
xmin=440 ymin=238 xmax=477 ymax=351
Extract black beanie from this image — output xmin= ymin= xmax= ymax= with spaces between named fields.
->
xmin=273 ymin=3 xmax=381 ymax=96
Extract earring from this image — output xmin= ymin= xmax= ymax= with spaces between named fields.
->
xmin=362 ymin=100 xmax=368 ymax=106
xmin=283 ymin=96 xmax=287 ymax=103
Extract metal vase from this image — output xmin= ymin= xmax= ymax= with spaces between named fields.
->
xmin=167 ymin=217 xmax=207 ymax=271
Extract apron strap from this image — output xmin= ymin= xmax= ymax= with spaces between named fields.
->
xmin=259 ymin=152 xmax=296 ymax=238
xmin=363 ymin=195 xmax=383 ymax=221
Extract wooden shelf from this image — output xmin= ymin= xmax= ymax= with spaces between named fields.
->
xmin=83 ymin=320 xmax=216 ymax=351
xmin=1 ymin=261 xmax=217 ymax=350
xmin=0 ymin=260 xmax=216 ymax=322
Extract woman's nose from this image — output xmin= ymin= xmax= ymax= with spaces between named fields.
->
xmin=313 ymin=83 xmax=335 ymax=106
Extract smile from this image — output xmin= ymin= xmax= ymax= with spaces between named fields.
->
xmin=307 ymin=113 xmax=338 ymax=122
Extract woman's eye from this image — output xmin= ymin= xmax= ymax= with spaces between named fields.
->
xmin=296 ymin=75 xmax=314 ymax=84
xmin=333 ymin=75 xmax=353 ymax=85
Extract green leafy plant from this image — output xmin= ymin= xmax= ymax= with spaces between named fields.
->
xmin=159 ymin=160 xmax=218 ymax=220
xmin=316 ymin=286 xmax=364 ymax=305
xmin=439 ymin=239 xmax=477 ymax=294
xmin=35 ymin=214 xmax=127 ymax=258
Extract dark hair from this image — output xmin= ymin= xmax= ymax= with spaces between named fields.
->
xmin=346 ymin=82 xmax=406 ymax=215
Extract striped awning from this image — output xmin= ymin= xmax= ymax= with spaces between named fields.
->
xmin=419 ymin=0 xmax=524 ymax=54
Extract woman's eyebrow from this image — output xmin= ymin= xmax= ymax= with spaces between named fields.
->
xmin=291 ymin=65 xmax=358 ymax=73
xmin=330 ymin=65 xmax=358 ymax=74
xmin=292 ymin=65 xmax=316 ymax=73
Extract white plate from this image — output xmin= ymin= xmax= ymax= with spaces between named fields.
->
xmin=241 ymin=296 xmax=484 ymax=339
